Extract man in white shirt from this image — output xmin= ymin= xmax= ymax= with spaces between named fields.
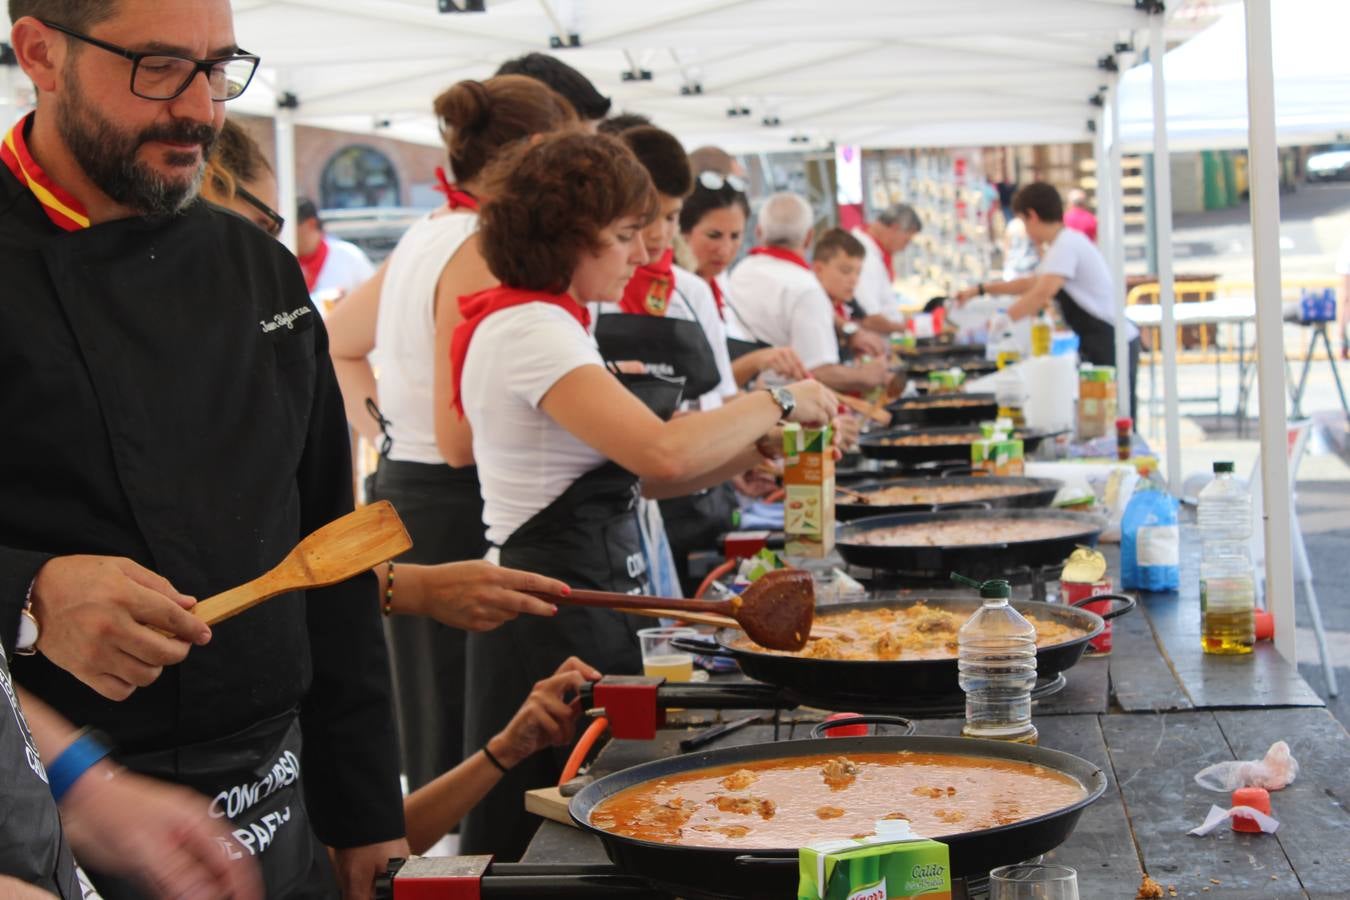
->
xmin=728 ymin=193 xmax=888 ymax=394
xmin=294 ymin=198 xmax=376 ymax=311
xmin=955 ymin=182 xmax=1139 ymax=419
xmin=851 ymin=203 xmax=921 ymax=334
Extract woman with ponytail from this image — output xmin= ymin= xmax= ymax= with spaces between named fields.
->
xmin=326 ymin=75 xmax=575 ymax=795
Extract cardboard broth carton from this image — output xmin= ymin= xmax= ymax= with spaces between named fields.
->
xmin=799 ymin=825 xmax=952 ymax=900
xmin=782 ymin=423 xmax=835 ymax=558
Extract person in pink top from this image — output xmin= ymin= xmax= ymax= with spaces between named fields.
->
xmin=1063 ymin=188 xmax=1098 ymax=242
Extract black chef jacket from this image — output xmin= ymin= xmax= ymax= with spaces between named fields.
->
xmin=0 ymin=165 xmax=404 ymax=851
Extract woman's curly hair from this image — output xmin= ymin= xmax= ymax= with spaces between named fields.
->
xmin=479 ymin=131 xmax=658 ymax=293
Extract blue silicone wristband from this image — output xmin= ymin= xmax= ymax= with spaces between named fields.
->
xmin=47 ymin=729 xmax=113 ymax=804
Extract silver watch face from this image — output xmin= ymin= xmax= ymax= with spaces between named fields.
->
xmin=772 ymin=387 xmax=794 ymax=415
xmin=16 ymin=610 xmax=38 ymax=652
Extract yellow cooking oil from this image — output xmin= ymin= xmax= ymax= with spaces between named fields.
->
xmin=1202 ymin=609 xmax=1255 ymax=654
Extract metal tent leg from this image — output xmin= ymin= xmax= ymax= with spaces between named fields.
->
xmin=1291 ymin=510 xmax=1339 ymax=697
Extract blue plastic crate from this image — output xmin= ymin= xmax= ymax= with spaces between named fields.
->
xmin=1300 ymin=287 xmax=1336 ymax=323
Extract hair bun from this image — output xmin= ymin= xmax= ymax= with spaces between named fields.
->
xmin=435 ymin=80 xmax=492 ymax=133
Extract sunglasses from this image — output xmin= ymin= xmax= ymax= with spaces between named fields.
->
xmin=235 ymin=185 xmax=285 ymax=237
xmin=698 ymin=171 xmax=748 ymax=193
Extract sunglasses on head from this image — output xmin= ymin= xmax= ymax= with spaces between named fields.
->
xmin=698 ymin=171 xmax=748 ymax=193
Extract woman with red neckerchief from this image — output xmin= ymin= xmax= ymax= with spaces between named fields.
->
xmin=326 ymin=75 xmax=575 ymax=795
xmin=680 ymin=174 xmax=812 ymax=388
xmin=455 ymin=132 xmax=836 ymax=858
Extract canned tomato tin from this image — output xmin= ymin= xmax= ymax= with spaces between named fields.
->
xmin=1062 ymin=579 xmax=1115 ymax=654
xmin=1061 ymin=547 xmax=1113 ymax=654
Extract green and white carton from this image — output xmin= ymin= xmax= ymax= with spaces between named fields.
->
xmin=798 ymin=821 xmax=952 ymax=900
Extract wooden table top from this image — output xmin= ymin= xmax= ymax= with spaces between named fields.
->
xmin=523 ymin=538 xmax=1346 ymax=898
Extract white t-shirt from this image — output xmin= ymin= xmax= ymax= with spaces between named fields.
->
xmin=1038 ymin=226 xmax=1139 ymax=339
xmin=714 ymin=273 xmax=752 ymax=342
xmin=727 ymin=252 xmax=841 ymax=369
xmin=372 ymin=211 xmax=477 ymax=464
xmin=1335 ymin=233 xmax=1350 ymax=276
xmin=313 ymin=236 xmax=376 ymax=302
xmin=851 ymin=226 xmax=896 ymax=317
xmin=461 ymin=303 xmax=608 ymax=547
xmin=587 ymin=266 xmax=737 ymax=412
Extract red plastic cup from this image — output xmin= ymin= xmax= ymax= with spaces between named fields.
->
xmin=821 ymin=712 xmax=869 ymax=738
xmin=1062 ymin=579 xmax=1115 ymax=654
xmin=1232 ymin=787 xmax=1272 ymax=833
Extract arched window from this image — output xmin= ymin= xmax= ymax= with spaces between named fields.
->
xmin=320 ymin=145 xmax=401 ymax=209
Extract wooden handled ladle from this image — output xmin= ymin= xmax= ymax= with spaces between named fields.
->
xmin=190 ymin=500 xmax=413 ymax=626
xmin=528 ymin=568 xmax=818 ymax=652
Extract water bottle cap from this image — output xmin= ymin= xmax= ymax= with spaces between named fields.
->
xmin=1213 ymin=461 xmax=1235 ymax=474
xmin=950 ymin=572 xmax=1012 ymax=598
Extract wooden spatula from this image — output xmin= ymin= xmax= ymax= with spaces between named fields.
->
xmin=530 ymin=568 xmax=817 ymax=651
xmin=837 ymin=394 xmax=892 ymax=426
xmin=624 ymin=606 xmax=843 ymax=641
xmin=191 ymin=501 xmax=412 ymax=626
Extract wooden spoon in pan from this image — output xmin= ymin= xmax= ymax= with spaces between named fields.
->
xmin=529 ymin=568 xmax=817 ymax=651
xmin=191 ymin=500 xmax=413 ymax=626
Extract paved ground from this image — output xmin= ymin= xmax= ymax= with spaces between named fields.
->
xmin=1133 ymin=177 xmax=1350 ymax=725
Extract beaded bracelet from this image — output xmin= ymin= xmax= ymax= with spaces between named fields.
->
xmin=382 ymin=560 xmax=395 ymax=617
xmin=48 ymin=728 xmax=113 ymax=804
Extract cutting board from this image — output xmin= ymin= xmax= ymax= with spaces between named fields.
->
xmin=525 ymin=786 xmax=577 ymax=828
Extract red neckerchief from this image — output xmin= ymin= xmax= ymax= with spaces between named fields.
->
xmin=297 ymin=237 xmax=330 ymax=292
xmin=433 ymin=167 xmax=479 ymax=211
xmin=1 ymin=113 xmax=91 ymax=231
xmin=707 ymin=275 xmax=726 ymax=320
xmin=451 ymin=286 xmax=591 ymax=416
xmin=833 ymin=300 xmax=849 ymax=320
xmin=619 ymin=248 xmax=674 ymax=316
xmin=860 ymin=226 xmax=895 ymax=282
xmin=749 ymin=245 xmax=810 ymax=270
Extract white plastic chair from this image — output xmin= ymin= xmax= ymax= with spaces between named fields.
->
xmin=1248 ymin=420 xmax=1338 ymax=697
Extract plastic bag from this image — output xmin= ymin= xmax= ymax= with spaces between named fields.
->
xmin=1194 ymin=741 xmax=1299 ymax=792
xmin=1120 ymin=488 xmax=1179 ymax=590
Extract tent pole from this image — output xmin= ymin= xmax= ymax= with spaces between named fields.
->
xmin=275 ymin=81 xmax=299 ymax=254
xmin=1150 ymin=13 xmax=1182 ymax=491
xmin=1243 ymin=0 xmax=1296 ymax=664
xmin=1108 ymin=69 xmax=1130 ymax=420
xmin=1094 ymin=109 xmax=1110 ymax=269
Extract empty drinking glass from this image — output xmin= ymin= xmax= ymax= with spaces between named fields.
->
xmin=989 ymin=864 xmax=1079 ymax=900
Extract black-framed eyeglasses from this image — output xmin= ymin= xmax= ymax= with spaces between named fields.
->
xmin=40 ymin=19 xmax=259 ymax=102
xmin=235 ymin=184 xmax=284 ymax=237
xmin=698 ymin=171 xmax=748 ymax=193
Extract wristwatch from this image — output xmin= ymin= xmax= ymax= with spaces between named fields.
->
xmin=841 ymin=321 xmax=860 ymax=337
xmin=16 ymin=591 xmax=39 ymax=656
xmin=766 ymin=386 xmax=796 ymax=420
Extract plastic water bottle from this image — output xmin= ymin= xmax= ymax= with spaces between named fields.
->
xmin=1197 ymin=461 xmax=1256 ymax=654
xmin=955 ymin=575 xmax=1038 ymax=744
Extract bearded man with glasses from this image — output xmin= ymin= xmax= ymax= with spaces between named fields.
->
xmin=0 ymin=2 xmax=408 ymax=897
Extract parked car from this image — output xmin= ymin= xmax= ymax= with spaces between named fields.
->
xmin=1306 ymin=144 xmax=1350 ymax=182
xmin=318 ymin=206 xmax=431 ymax=263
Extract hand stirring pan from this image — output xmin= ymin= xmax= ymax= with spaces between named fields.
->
xmin=191 ymin=500 xmax=413 ymax=626
xmin=529 ymin=568 xmax=817 ymax=652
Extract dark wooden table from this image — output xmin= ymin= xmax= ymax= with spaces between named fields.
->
xmin=523 ymin=541 xmax=1350 ymax=898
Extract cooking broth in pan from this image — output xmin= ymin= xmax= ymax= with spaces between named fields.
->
xmin=854 ymin=517 xmax=1085 ymax=547
xmin=589 ymin=751 xmax=1087 ymax=849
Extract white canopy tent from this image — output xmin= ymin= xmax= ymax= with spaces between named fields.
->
xmin=0 ymin=1 xmax=1303 ymax=667
xmin=219 ymin=0 xmax=1143 ymax=154
xmin=1118 ymin=0 xmax=1350 ymax=151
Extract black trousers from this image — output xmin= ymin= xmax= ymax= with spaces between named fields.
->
xmin=369 ymin=458 xmax=487 ymax=792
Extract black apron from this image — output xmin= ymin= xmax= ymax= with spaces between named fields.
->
xmin=365 ymin=402 xmax=489 ymax=793
xmin=86 ymin=712 xmax=336 ymax=899
xmin=596 ymin=298 xmax=740 ymax=596
xmin=1054 ymin=287 xmax=1141 ymax=422
xmin=459 ymin=369 xmax=682 ymax=860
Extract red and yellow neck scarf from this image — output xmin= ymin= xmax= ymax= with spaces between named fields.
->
xmin=1 ymin=113 xmax=91 ymax=231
